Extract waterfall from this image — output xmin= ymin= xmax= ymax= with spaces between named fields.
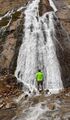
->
xmin=15 ymin=0 xmax=63 ymax=93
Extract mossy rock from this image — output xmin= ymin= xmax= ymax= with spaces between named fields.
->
xmin=0 ymin=17 xmax=10 ymax=27
xmin=0 ymin=30 xmax=9 ymax=43
xmin=12 ymin=11 xmax=21 ymax=21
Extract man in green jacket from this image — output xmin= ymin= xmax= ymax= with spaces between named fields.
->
xmin=36 ymin=69 xmax=44 ymax=91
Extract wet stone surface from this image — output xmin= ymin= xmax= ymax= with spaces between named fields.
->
xmin=0 ymin=108 xmax=16 ymax=120
xmin=0 ymin=0 xmax=70 ymax=120
xmin=0 ymin=74 xmax=70 ymax=120
xmin=13 ymin=89 xmax=70 ymax=120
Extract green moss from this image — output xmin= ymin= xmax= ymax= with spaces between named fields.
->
xmin=0 ymin=17 xmax=9 ymax=27
xmin=12 ymin=11 xmax=21 ymax=21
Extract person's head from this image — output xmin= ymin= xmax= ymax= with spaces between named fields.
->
xmin=38 ymin=69 xmax=41 ymax=72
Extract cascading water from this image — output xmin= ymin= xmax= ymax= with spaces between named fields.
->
xmin=15 ymin=0 xmax=63 ymax=93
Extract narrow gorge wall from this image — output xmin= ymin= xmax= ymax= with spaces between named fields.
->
xmin=53 ymin=0 xmax=70 ymax=87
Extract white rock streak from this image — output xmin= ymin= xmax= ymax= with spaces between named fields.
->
xmin=49 ymin=0 xmax=57 ymax=12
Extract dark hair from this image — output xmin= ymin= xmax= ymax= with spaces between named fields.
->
xmin=38 ymin=69 xmax=41 ymax=72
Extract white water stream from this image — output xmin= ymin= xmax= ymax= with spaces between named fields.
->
xmin=15 ymin=0 xmax=63 ymax=94
xmin=14 ymin=102 xmax=49 ymax=120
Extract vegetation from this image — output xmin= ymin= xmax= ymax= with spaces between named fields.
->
xmin=0 ymin=17 xmax=10 ymax=27
xmin=12 ymin=11 xmax=21 ymax=21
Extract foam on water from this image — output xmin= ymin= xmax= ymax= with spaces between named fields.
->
xmin=14 ymin=102 xmax=49 ymax=120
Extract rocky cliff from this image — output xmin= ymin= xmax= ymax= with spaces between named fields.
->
xmin=0 ymin=0 xmax=53 ymax=75
xmin=0 ymin=0 xmax=70 ymax=120
xmin=0 ymin=11 xmax=24 ymax=75
xmin=0 ymin=0 xmax=70 ymax=88
xmin=53 ymin=0 xmax=70 ymax=87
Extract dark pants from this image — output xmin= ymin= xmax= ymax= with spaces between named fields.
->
xmin=37 ymin=81 xmax=43 ymax=91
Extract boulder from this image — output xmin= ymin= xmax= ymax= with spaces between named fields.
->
xmin=47 ymin=103 xmax=55 ymax=110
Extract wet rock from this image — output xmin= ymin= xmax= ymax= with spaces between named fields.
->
xmin=0 ymin=11 xmax=24 ymax=75
xmin=45 ymin=89 xmax=49 ymax=94
xmin=17 ymin=82 xmax=23 ymax=90
xmin=9 ymin=17 xmax=22 ymax=32
xmin=29 ymin=91 xmax=31 ymax=94
xmin=0 ymin=102 xmax=5 ymax=109
xmin=39 ymin=0 xmax=53 ymax=16
xmin=0 ymin=17 xmax=10 ymax=27
xmin=54 ymin=16 xmax=70 ymax=88
xmin=33 ymin=90 xmax=36 ymax=95
xmin=12 ymin=11 xmax=21 ymax=22
xmin=52 ymin=0 xmax=70 ymax=88
xmin=5 ymin=102 xmax=17 ymax=109
xmin=47 ymin=103 xmax=55 ymax=110
xmin=25 ymin=94 xmax=28 ymax=99
xmin=0 ymin=45 xmax=3 ymax=54
xmin=0 ymin=32 xmax=17 ymax=72
xmin=0 ymin=95 xmax=2 ymax=98
xmin=0 ymin=108 xmax=16 ymax=120
xmin=5 ymin=103 xmax=11 ymax=109
xmin=41 ymin=103 xmax=46 ymax=109
xmin=32 ymin=97 xmax=39 ymax=105
xmin=0 ymin=74 xmax=22 ymax=99
xmin=5 ymin=74 xmax=17 ymax=83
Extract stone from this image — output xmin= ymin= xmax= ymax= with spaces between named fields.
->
xmin=39 ymin=0 xmax=53 ymax=16
xmin=17 ymin=82 xmax=23 ymax=90
xmin=33 ymin=90 xmax=36 ymax=95
xmin=25 ymin=94 xmax=28 ymax=99
xmin=0 ymin=108 xmax=16 ymax=120
xmin=0 ymin=102 xmax=5 ymax=109
xmin=47 ymin=103 xmax=55 ymax=110
xmin=45 ymin=89 xmax=49 ymax=94
xmin=5 ymin=103 xmax=10 ymax=109
xmin=5 ymin=102 xmax=17 ymax=109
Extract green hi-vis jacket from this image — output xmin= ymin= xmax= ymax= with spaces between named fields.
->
xmin=36 ymin=72 xmax=44 ymax=82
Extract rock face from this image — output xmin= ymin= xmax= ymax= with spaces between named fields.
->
xmin=12 ymin=88 xmax=70 ymax=120
xmin=0 ymin=74 xmax=24 ymax=120
xmin=0 ymin=74 xmax=23 ymax=97
xmin=0 ymin=11 xmax=24 ymax=75
xmin=0 ymin=0 xmax=28 ymax=15
xmin=53 ymin=0 xmax=70 ymax=88
xmin=0 ymin=1 xmax=70 ymax=120
xmin=0 ymin=0 xmax=70 ymax=87
xmin=0 ymin=0 xmax=53 ymax=75
xmin=39 ymin=0 xmax=53 ymax=16
xmin=55 ymin=22 xmax=70 ymax=88
xmin=54 ymin=0 xmax=70 ymax=35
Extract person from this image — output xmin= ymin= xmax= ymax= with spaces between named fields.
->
xmin=36 ymin=69 xmax=44 ymax=91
